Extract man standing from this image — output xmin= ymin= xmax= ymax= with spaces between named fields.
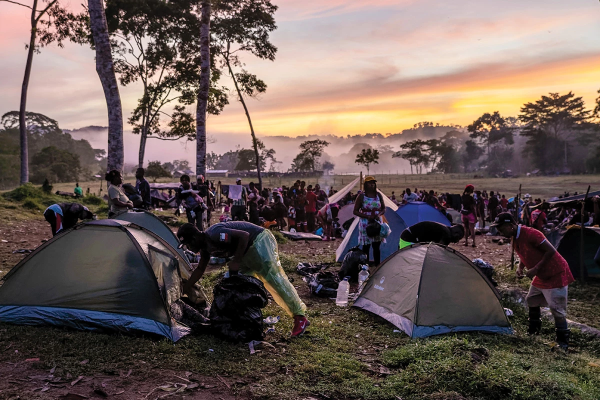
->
xmin=231 ymin=178 xmax=248 ymax=221
xmin=176 ymin=175 xmax=206 ymax=231
xmin=135 ymin=168 xmax=151 ymax=209
xmin=305 ymin=185 xmax=318 ymax=232
xmin=493 ymin=212 xmax=574 ymax=351
xmin=177 ymin=221 xmax=309 ymax=337
xmin=488 ymin=191 xmax=499 ymax=223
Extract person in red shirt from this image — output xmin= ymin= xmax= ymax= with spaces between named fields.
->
xmin=530 ymin=202 xmax=548 ymax=231
xmin=500 ymin=194 xmax=509 ymax=211
xmin=305 ymin=185 xmax=318 ymax=232
xmin=493 ymin=212 xmax=574 ymax=351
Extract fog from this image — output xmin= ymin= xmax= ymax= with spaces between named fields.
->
xmin=67 ymin=124 xmax=461 ymax=174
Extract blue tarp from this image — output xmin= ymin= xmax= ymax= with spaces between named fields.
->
xmin=396 ymin=202 xmax=451 ymax=227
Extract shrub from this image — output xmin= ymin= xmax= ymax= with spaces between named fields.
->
xmin=22 ymin=199 xmax=43 ymax=211
xmin=2 ymin=183 xmax=45 ymax=202
xmin=82 ymin=194 xmax=104 ymax=206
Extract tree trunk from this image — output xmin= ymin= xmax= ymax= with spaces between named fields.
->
xmin=88 ymin=0 xmax=124 ymax=173
xmin=138 ymin=126 xmax=147 ymax=168
xmin=19 ymin=0 xmax=39 ymax=185
xmin=226 ymin=58 xmax=262 ymax=190
xmin=195 ymin=1 xmax=211 ymax=180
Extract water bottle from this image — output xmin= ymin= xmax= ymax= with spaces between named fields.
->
xmin=357 ymin=265 xmax=370 ymax=295
xmin=336 ymin=276 xmax=350 ymax=307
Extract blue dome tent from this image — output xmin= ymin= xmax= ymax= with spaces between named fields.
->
xmin=396 ymin=202 xmax=451 ymax=227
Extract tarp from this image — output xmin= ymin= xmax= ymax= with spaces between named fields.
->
xmin=396 ymin=201 xmax=451 ymax=227
xmin=328 ymin=177 xmax=360 ymax=205
xmin=548 ymin=190 xmax=600 ymax=212
xmin=150 ymin=182 xmax=181 ymax=190
xmin=281 ymin=231 xmax=323 ymax=241
xmin=353 ymin=243 xmax=512 ymax=338
xmin=0 ymin=220 xmax=190 ymax=341
xmin=547 ymin=226 xmax=600 ymax=279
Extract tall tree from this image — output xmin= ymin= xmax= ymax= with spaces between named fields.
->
xmin=520 ymin=92 xmax=591 ymax=171
xmin=1 ymin=0 xmax=73 ymax=183
xmin=468 ymin=111 xmax=513 ymax=159
xmin=355 ymin=148 xmax=379 ymax=175
xmin=88 ymin=0 xmax=124 ymax=173
xmin=212 ymin=0 xmax=278 ymax=189
xmin=196 ymin=0 xmax=211 ymax=179
xmin=394 ymin=140 xmax=429 ymax=174
xmin=291 ymin=140 xmax=330 ymax=172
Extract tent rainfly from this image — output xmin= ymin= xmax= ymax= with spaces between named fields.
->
xmin=0 ymin=220 xmax=191 ymax=341
xmin=396 ymin=201 xmax=452 ymax=227
xmin=354 ymin=243 xmax=513 ymax=338
xmin=547 ymin=226 xmax=600 ymax=279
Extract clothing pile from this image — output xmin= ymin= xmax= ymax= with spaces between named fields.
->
xmin=338 ymin=247 xmax=368 ymax=281
xmin=472 ymin=258 xmax=498 ymax=286
xmin=209 ymin=275 xmax=269 ymax=342
xmin=297 ymin=263 xmax=339 ymax=298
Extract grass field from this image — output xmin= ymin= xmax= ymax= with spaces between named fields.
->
xmin=49 ymin=174 xmax=600 ymax=202
xmin=1 ymin=184 xmax=600 ymax=399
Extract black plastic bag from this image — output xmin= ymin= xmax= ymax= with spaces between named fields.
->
xmin=339 ymin=247 xmax=367 ymax=281
xmin=304 ymin=271 xmax=339 ymax=298
xmin=209 ymin=275 xmax=269 ymax=343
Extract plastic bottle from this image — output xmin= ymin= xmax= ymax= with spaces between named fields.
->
xmin=336 ymin=276 xmax=350 ymax=307
xmin=357 ymin=265 xmax=370 ymax=295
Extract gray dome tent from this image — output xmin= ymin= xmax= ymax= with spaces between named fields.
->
xmin=353 ymin=243 xmax=512 ymax=338
xmin=0 ymin=220 xmax=191 ymax=341
xmin=113 ymin=210 xmax=188 ymax=262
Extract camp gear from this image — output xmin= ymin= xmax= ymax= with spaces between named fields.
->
xmin=353 ymin=243 xmax=513 ymax=338
xmin=357 ymin=266 xmax=369 ymax=295
xmin=491 ymin=212 xmax=517 ymax=228
xmin=240 ymin=230 xmax=306 ymax=317
xmin=336 ymin=277 xmax=350 ymax=307
xmin=396 ymin=202 xmax=452 ymax=228
xmin=472 ymin=258 xmax=497 ymax=286
xmin=339 ymin=247 xmax=368 ymax=281
xmin=366 ymin=220 xmax=382 ymax=238
xmin=556 ymin=328 xmax=570 ymax=351
xmin=0 ymin=220 xmax=194 ymax=341
xmin=209 ymin=275 xmax=268 ymax=343
xmin=380 ymin=221 xmax=391 ymax=239
xmin=291 ymin=315 xmax=310 ymax=337
xmin=547 ymin=226 xmax=600 ymax=279
xmin=281 ymin=231 xmax=323 ymax=241
xmin=303 ymin=271 xmax=339 ymax=298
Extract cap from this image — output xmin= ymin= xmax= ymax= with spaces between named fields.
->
xmin=236 ymin=178 xmax=242 ymax=183
xmin=465 ymin=184 xmax=475 ymax=191
xmin=364 ymin=176 xmax=377 ymax=183
xmin=524 ymin=193 xmax=531 ymax=198
xmin=491 ymin=212 xmax=517 ymax=228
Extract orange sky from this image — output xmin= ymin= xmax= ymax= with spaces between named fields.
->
xmin=1 ymin=0 xmax=599 ymax=143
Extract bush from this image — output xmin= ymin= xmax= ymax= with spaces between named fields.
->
xmin=82 ymin=194 xmax=104 ymax=206
xmin=2 ymin=183 xmax=45 ymax=202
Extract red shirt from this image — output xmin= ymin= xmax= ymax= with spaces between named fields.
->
xmin=500 ymin=198 xmax=508 ymax=208
xmin=530 ymin=210 xmax=546 ymax=230
xmin=305 ymin=191 xmax=318 ymax=213
xmin=514 ymin=225 xmax=574 ymax=289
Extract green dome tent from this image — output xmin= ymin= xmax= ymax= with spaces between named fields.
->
xmin=353 ymin=243 xmax=512 ymax=338
xmin=0 ymin=220 xmax=191 ymax=341
xmin=547 ymin=226 xmax=600 ymax=280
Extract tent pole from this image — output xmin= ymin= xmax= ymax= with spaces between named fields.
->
xmin=580 ymin=185 xmax=591 ymax=283
xmin=511 ymin=184 xmax=521 ymax=270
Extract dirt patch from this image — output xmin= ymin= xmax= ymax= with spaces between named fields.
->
xmin=0 ymin=219 xmax=50 ymax=280
xmin=0 ymin=361 xmax=245 ymax=399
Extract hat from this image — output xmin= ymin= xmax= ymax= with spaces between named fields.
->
xmin=236 ymin=178 xmax=242 ymax=183
xmin=491 ymin=212 xmax=517 ymax=228
xmin=364 ymin=176 xmax=377 ymax=183
xmin=524 ymin=193 xmax=531 ymax=199
xmin=465 ymin=184 xmax=475 ymax=191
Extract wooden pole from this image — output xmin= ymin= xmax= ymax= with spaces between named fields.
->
xmin=360 ymin=171 xmax=363 ymax=191
xmin=580 ymin=185 xmax=591 ymax=283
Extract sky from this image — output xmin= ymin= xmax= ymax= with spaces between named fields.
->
xmin=1 ymin=0 xmax=600 ymax=164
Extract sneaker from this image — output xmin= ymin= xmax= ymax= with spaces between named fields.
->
xmin=291 ymin=315 xmax=310 ymax=337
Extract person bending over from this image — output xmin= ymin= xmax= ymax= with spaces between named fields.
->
xmin=44 ymin=202 xmax=94 ymax=236
xmin=177 ymin=221 xmax=309 ymax=337
xmin=493 ymin=212 xmax=574 ymax=351
xmin=399 ymin=221 xmax=465 ymax=249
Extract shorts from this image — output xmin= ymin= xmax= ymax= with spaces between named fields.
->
xmin=526 ymin=285 xmax=568 ymax=319
xmin=462 ymin=213 xmax=476 ymax=225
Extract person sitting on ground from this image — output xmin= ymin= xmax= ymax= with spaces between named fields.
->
xmin=44 ymin=202 xmax=94 ymax=236
xmin=399 ymin=221 xmax=465 ymax=249
xmin=177 ymin=221 xmax=309 ymax=337
xmin=493 ymin=212 xmax=574 ymax=351
xmin=74 ymin=182 xmax=83 ymax=197
xmin=317 ymin=202 xmax=340 ymax=241
xmin=106 ymin=170 xmax=133 ymax=217
xmin=135 ymin=168 xmax=151 ymax=209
